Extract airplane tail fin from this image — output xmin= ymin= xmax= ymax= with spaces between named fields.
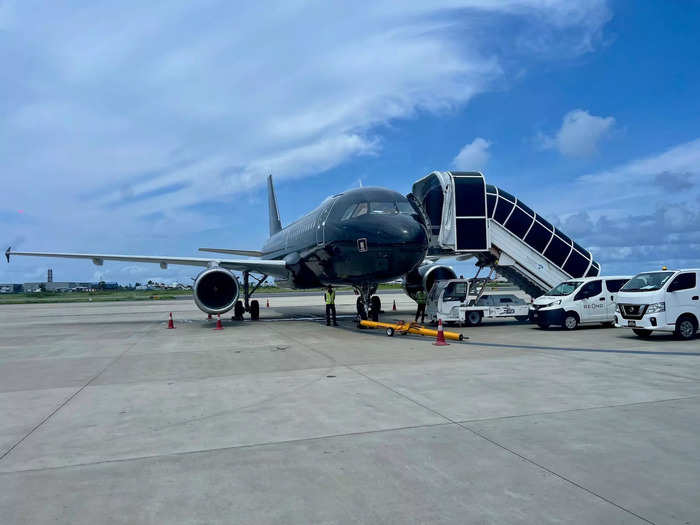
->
xmin=267 ymin=175 xmax=282 ymax=237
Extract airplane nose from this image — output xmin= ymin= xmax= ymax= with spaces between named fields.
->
xmin=373 ymin=214 xmax=428 ymax=248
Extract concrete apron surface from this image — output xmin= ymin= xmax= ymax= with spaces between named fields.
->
xmin=0 ymin=294 xmax=699 ymax=524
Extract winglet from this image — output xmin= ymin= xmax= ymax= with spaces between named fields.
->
xmin=5 ymin=246 xmax=10 ymax=263
xmin=267 ymin=174 xmax=282 ymax=237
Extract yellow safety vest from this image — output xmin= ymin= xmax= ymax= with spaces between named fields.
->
xmin=416 ymin=291 xmax=426 ymax=305
xmin=325 ymin=290 xmax=336 ymax=304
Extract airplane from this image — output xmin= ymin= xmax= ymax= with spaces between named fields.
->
xmin=6 ymin=176 xmax=453 ymax=321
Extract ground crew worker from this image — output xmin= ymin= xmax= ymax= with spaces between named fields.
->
xmin=324 ymin=285 xmax=338 ymax=326
xmin=414 ymin=289 xmax=427 ymax=324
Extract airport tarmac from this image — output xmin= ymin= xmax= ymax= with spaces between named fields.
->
xmin=1 ymin=292 xmax=699 ymax=524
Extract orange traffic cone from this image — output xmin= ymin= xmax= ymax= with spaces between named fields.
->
xmin=433 ymin=319 xmax=449 ymax=346
xmin=167 ymin=312 xmax=175 ymax=329
xmin=214 ymin=314 xmax=223 ymax=330
xmin=266 ymin=298 xmax=270 ymax=308
xmin=392 ymin=300 xmax=397 ymax=311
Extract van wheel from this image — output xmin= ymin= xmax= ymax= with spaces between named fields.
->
xmin=675 ymin=316 xmax=697 ymax=340
xmin=562 ymin=313 xmax=579 ymax=330
xmin=633 ymin=328 xmax=653 ymax=338
xmin=465 ymin=311 xmax=483 ymax=326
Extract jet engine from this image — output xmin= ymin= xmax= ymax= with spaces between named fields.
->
xmin=193 ymin=268 xmax=239 ymax=314
xmin=403 ymin=263 xmax=457 ymax=300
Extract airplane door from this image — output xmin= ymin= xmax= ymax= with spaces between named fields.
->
xmin=316 ymin=200 xmax=336 ymax=245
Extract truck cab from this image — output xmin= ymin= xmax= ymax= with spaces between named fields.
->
xmin=530 ymin=276 xmax=631 ymax=330
xmin=615 ymin=269 xmax=699 ymax=340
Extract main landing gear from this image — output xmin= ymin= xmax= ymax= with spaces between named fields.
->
xmin=232 ymin=271 xmax=266 ymax=321
xmin=355 ymin=283 xmax=381 ymax=322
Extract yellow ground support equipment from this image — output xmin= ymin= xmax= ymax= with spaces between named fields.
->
xmin=359 ymin=320 xmax=464 ymax=341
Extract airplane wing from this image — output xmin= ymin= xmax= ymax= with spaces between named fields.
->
xmin=199 ymin=248 xmax=264 ymax=257
xmin=5 ymin=248 xmax=288 ymax=278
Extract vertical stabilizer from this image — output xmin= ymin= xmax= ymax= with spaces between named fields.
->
xmin=267 ymin=175 xmax=282 ymax=236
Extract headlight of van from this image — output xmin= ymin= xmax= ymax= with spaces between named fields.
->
xmin=646 ymin=302 xmax=665 ymax=314
xmin=545 ymin=300 xmax=562 ymax=308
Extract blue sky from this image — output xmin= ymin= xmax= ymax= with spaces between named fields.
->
xmin=1 ymin=0 xmax=699 ymax=285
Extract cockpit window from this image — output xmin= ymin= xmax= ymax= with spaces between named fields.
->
xmin=340 ymin=203 xmax=357 ymax=221
xmin=341 ymin=200 xmax=412 ymax=220
xmin=397 ymin=201 xmax=414 ymax=214
xmin=352 ymin=202 xmax=368 ymax=218
xmin=369 ymin=201 xmax=397 ymax=214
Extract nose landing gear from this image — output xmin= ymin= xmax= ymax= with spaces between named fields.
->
xmin=355 ymin=283 xmax=380 ymax=322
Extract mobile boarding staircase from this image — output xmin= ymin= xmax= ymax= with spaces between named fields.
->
xmin=408 ymin=171 xmax=601 ymax=298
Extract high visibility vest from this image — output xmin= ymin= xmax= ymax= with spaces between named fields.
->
xmin=416 ymin=291 xmax=426 ymax=305
xmin=325 ymin=290 xmax=336 ymax=304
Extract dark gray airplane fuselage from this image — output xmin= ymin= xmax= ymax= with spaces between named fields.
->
xmin=261 ymin=187 xmax=428 ymax=289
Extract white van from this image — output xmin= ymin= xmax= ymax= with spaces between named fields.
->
xmin=529 ymin=276 xmax=631 ymax=330
xmin=614 ymin=269 xmax=699 ymax=340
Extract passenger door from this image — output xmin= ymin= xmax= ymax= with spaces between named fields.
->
xmin=576 ymin=280 xmax=604 ymax=322
xmin=665 ymin=272 xmax=698 ymax=322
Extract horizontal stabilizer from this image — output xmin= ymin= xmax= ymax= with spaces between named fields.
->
xmin=199 ymin=248 xmax=263 ymax=257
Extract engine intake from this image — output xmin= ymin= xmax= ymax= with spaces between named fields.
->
xmin=193 ymin=268 xmax=239 ymax=314
xmin=403 ymin=264 xmax=457 ymax=300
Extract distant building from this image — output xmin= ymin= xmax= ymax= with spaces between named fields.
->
xmin=22 ymin=282 xmax=44 ymax=293
xmin=0 ymin=284 xmax=22 ymax=294
xmin=47 ymin=269 xmax=53 ymax=283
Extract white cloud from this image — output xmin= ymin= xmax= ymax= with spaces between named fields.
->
xmin=0 ymin=0 xmax=612 ymax=282
xmin=452 ymin=138 xmax=491 ymax=170
xmin=538 ymin=109 xmax=615 ymax=157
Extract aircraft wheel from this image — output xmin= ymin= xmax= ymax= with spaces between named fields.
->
xmin=250 ymin=300 xmax=260 ymax=320
xmin=386 ymin=327 xmax=394 ymax=337
xmin=356 ymin=297 xmax=368 ymax=320
xmin=371 ymin=296 xmax=381 ymax=317
xmin=233 ymin=301 xmax=245 ymax=320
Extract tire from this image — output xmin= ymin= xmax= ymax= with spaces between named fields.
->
xmin=371 ymin=295 xmax=381 ymax=314
xmin=233 ymin=300 xmax=245 ymax=320
xmin=386 ymin=327 xmax=394 ymax=337
xmin=633 ymin=328 xmax=653 ymax=338
xmin=674 ymin=316 xmax=697 ymax=340
xmin=515 ymin=315 xmax=529 ymax=323
xmin=562 ymin=313 xmax=579 ymax=331
xmin=249 ymin=300 xmax=260 ymax=320
xmin=465 ymin=310 xmax=483 ymax=326
xmin=356 ymin=297 xmax=368 ymax=320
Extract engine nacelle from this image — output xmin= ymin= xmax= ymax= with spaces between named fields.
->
xmin=193 ymin=268 xmax=239 ymax=314
xmin=403 ymin=263 xmax=457 ymax=300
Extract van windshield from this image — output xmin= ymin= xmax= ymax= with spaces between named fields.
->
xmin=621 ymin=272 xmax=674 ymax=292
xmin=547 ymin=281 xmax=581 ymax=296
